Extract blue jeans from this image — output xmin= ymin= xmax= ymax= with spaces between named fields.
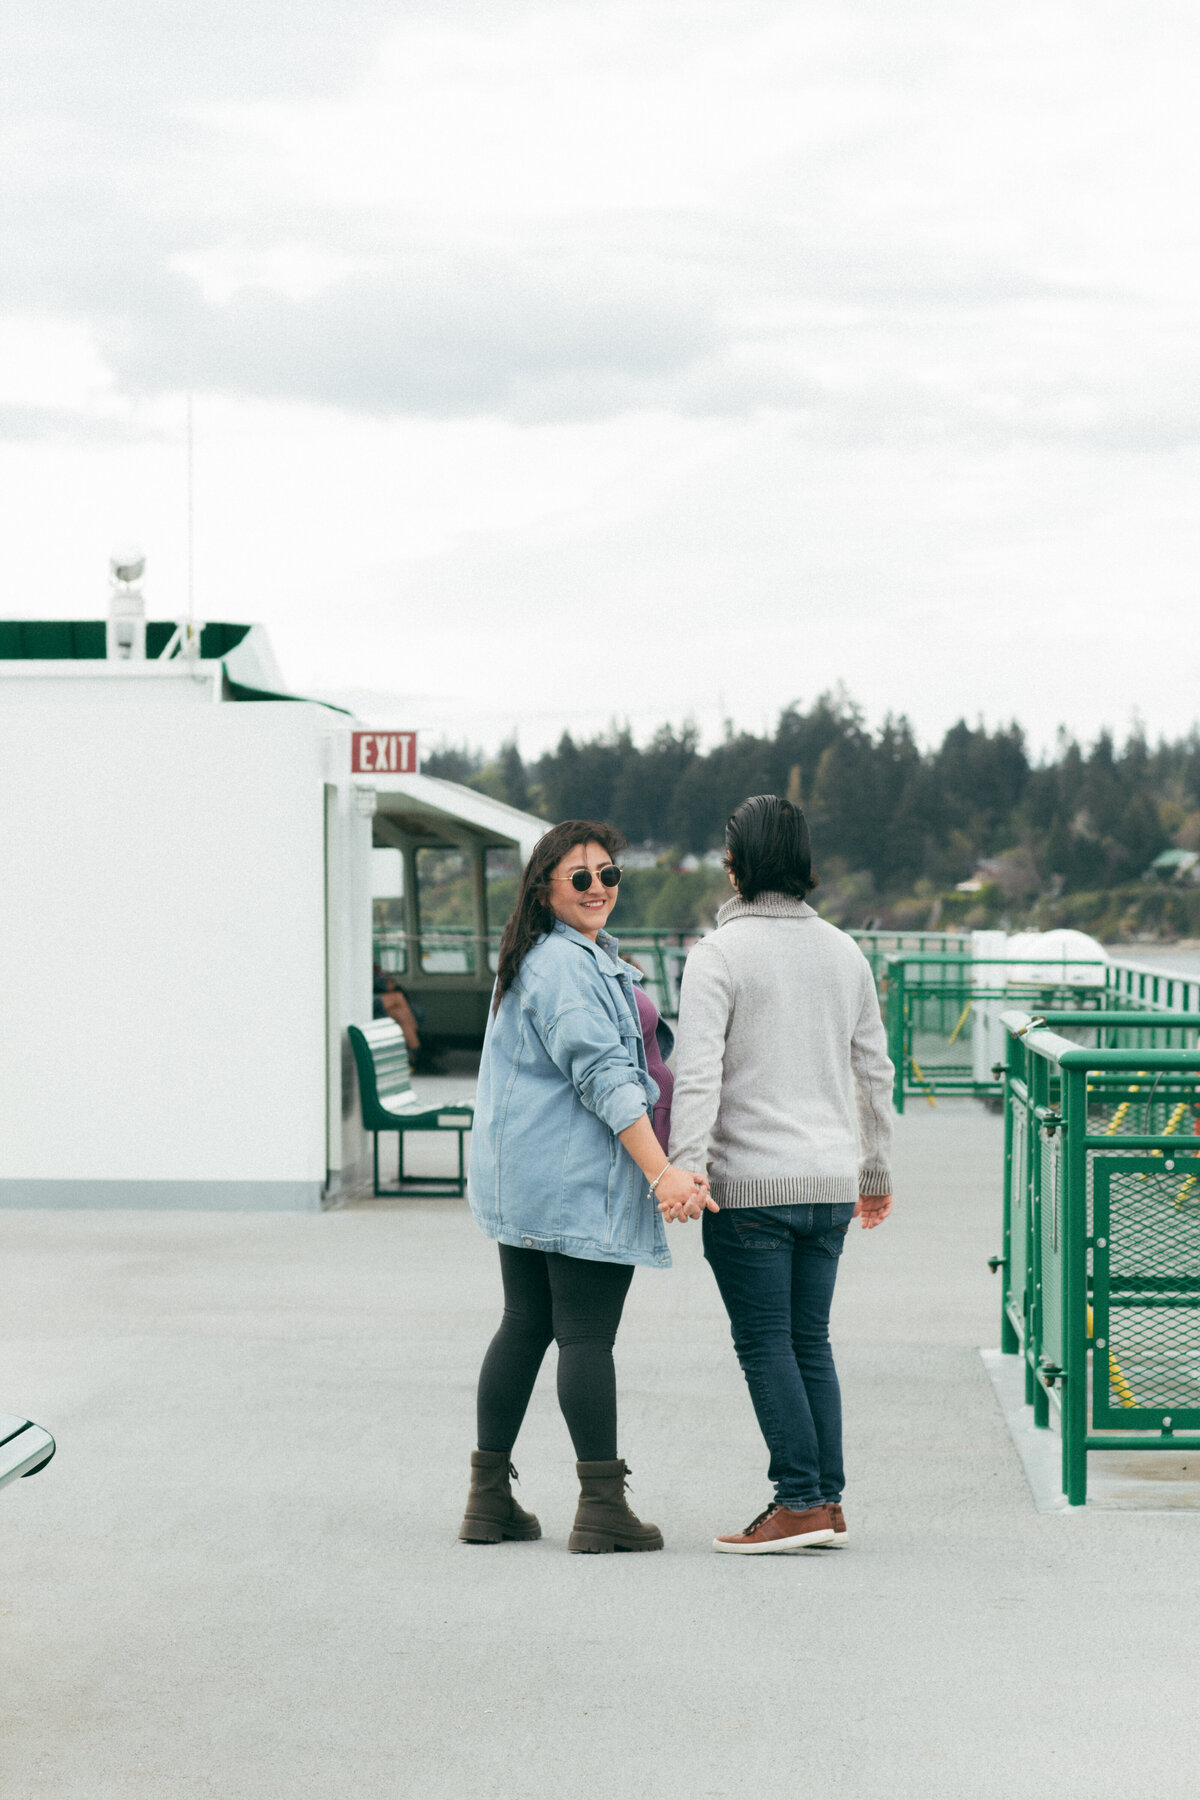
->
xmin=703 ymin=1202 xmax=855 ymax=1511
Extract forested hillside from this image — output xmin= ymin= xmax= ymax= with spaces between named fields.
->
xmin=425 ymin=695 xmax=1200 ymax=937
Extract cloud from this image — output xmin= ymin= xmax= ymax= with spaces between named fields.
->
xmin=102 ymin=251 xmax=721 ymax=420
xmin=0 ymin=405 xmax=146 ymax=444
xmin=3 ymin=0 xmax=1200 ymax=445
xmin=1 ymin=2 xmax=426 ymax=109
xmin=5 ymin=0 xmax=1200 ymax=775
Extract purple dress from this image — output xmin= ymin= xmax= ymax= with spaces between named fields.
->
xmin=634 ymin=984 xmax=674 ymax=1153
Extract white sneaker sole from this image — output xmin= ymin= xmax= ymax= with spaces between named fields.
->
xmin=712 ymin=1527 xmax=835 ymax=1554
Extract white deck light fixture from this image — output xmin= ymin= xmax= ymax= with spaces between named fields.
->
xmin=107 ymin=545 xmax=148 ymax=660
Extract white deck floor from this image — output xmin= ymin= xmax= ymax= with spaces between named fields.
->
xmin=2 ymin=1100 xmax=1198 ymax=1798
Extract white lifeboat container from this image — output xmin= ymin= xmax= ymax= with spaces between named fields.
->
xmin=1005 ymin=929 xmax=1109 ymax=987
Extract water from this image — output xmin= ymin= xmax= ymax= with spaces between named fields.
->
xmin=1108 ymin=943 xmax=1200 ymax=980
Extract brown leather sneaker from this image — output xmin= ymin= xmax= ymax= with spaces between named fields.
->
xmin=713 ymin=1502 xmax=834 ymax=1554
xmin=824 ymin=1503 xmax=848 ymax=1546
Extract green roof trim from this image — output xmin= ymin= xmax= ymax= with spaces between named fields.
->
xmin=0 ymin=620 xmax=252 ymax=660
xmin=153 ymin=622 xmax=251 ymax=659
xmin=223 ymin=673 xmax=352 ymax=714
xmin=0 ymin=618 xmax=351 ymax=714
xmin=0 ymin=620 xmax=106 ymax=659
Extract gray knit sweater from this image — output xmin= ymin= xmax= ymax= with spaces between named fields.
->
xmin=668 ymin=893 xmax=894 ymax=1207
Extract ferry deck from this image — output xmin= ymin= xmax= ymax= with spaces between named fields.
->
xmin=3 ymin=596 xmax=1197 ymax=1795
xmin=2 ymin=1096 xmax=1198 ymax=1800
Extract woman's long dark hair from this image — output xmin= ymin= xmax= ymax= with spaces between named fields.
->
xmin=493 ymin=818 xmax=627 ymax=1013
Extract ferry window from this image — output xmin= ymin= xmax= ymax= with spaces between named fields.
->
xmin=484 ymin=848 xmax=521 ymax=969
xmin=371 ymin=848 xmax=406 ymax=974
xmin=415 ymin=847 xmax=474 ymax=972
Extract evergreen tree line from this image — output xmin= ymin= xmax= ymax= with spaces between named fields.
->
xmin=425 ymin=694 xmax=1200 ymax=900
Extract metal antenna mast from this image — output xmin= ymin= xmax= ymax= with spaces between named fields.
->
xmin=186 ymin=392 xmax=195 ymax=622
xmin=184 ymin=392 xmax=201 ymax=667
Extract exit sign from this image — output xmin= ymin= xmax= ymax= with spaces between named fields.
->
xmin=352 ymin=731 xmax=418 ymax=775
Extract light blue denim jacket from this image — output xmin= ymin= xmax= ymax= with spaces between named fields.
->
xmin=468 ymin=921 xmax=672 ymax=1268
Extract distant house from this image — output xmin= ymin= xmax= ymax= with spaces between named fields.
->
xmin=1145 ymin=848 xmax=1200 ymax=883
xmin=676 ymin=849 xmax=727 ymax=874
xmin=621 ymin=846 xmax=665 ymax=871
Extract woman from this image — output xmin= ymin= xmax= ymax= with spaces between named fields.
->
xmin=668 ymin=794 xmax=894 ymax=1554
xmin=460 ymin=819 xmax=711 ymax=1554
xmin=621 ymin=956 xmax=674 ymax=1152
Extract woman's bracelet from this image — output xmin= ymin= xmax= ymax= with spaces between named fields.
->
xmin=647 ymin=1162 xmax=673 ymax=1197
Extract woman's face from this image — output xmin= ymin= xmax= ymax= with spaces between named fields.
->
xmin=545 ymin=840 xmax=619 ymax=940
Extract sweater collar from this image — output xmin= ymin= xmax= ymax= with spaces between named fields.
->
xmin=716 ymin=891 xmax=817 ymax=927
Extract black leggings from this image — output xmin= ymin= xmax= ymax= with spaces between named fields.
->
xmin=476 ymin=1245 xmax=634 ymax=1462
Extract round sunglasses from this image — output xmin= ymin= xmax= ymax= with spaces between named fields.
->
xmin=553 ymin=865 xmax=622 ymax=892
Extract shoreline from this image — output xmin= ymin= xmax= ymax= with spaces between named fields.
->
xmin=1103 ymin=940 xmax=1200 ymax=977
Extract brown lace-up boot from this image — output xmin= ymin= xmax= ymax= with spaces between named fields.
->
xmin=458 ymin=1450 xmax=541 ymax=1543
xmin=569 ymin=1460 xmax=664 ymax=1553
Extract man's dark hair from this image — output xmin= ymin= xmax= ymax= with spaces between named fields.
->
xmin=724 ymin=794 xmax=817 ymax=903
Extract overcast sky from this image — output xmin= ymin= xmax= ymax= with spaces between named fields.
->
xmin=2 ymin=1 xmax=1198 ymax=759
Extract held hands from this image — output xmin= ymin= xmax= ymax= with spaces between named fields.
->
xmin=655 ymin=1164 xmax=718 ymax=1224
xmin=617 ymin=1119 xmax=715 ymax=1225
xmin=855 ymin=1193 xmax=893 ymax=1228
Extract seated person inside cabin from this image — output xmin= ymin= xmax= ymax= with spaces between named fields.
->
xmin=373 ymin=969 xmax=420 ymax=1047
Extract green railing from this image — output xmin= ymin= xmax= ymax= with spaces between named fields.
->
xmin=374 ymin=922 xmax=980 ymax=1015
xmin=996 ymin=1008 xmax=1200 ymax=1504
xmin=374 ymin=921 xmax=1200 ymax=1050
xmin=881 ymin=949 xmax=1200 ymax=1112
xmin=1107 ymin=957 xmax=1200 ymax=1014
xmin=611 ymin=929 xmax=693 ymax=1019
xmin=375 ymin=925 xmax=495 ymax=979
xmin=848 ymin=928 xmax=968 ymax=982
xmin=885 ymin=954 xmax=1112 ymax=1112
xmin=375 ymin=922 xmax=972 ymax=987
xmin=373 ymin=925 xmax=694 ymax=1017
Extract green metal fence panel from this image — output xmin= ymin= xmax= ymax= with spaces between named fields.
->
xmin=1092 ymin=1158 xmax=1200 ymax=1431
xmin=885 ymin=955 xmax=1112 ymax=1112
xmin=995 ymin=1008 xmax=1200 ymax=1503
xmin=371 ymin=924 xmax=694 ymax=1017
xmin=849 ymin=929 xmax=968 ymax=983
xmin=372 ymin=923 xmax=1200 ymax=1047
xmin=870 ymin=945 xmax=1200 ymax=1112
xmin=1037 ymin=1130 xmax=1064 ymax=1369
xmin=884 ymin=953 xmax=1200 ymax=1113
xmin=611 ymin=929 xmax=692 ymax=1020
xmin=1005 ymin=1101 xmax=1030 ymax=1357
xmin=1108 ymin=959 xmax=1200 ymax=1015
xmin=861 ymin=942 xmax=1200 ymax=1011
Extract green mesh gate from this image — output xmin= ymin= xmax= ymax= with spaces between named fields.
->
xmin=996 ymin=1010 xmax=1200 ymax=1503
xmin=1092 ymin=1159 xmax=1200 ymax=1430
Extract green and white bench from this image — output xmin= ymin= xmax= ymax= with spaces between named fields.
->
xmin=348 ymin=1020 xmax=475 ymax=1198
xmin=0 ymin=1412 xmax=55 ymax=1494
